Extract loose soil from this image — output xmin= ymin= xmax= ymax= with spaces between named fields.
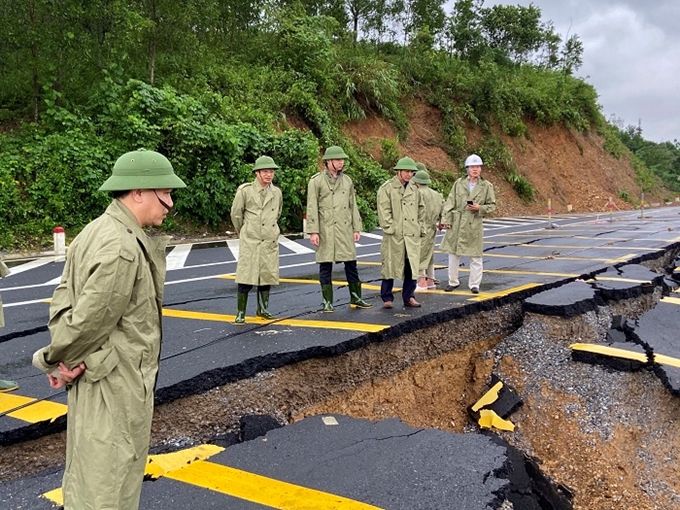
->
xmin=2 ymin=288 xmax=678 ymax=510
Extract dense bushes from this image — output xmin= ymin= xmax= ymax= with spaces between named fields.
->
xmin=0 ymin=4 xmax=653 ymax=248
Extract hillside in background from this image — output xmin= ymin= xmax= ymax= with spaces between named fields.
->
xmin=341 ymin=101 xmax=672 ymax=217
xmin=0 ymin=0 xmax=677 ymax=249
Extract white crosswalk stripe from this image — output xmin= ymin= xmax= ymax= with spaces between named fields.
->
xmin=226 ymin=239 xmax=240 ymax=261
xmin=360 ymin=232 xmax=383 ymax=240
xmin=166 ymin=244 xmax=193 ymax=270
xmin=278 ymin=235 xmax=314 ymax=255
xmin=3 ymin=258 xmax=53 ymax=275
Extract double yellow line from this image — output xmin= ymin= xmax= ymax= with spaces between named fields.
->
xmin=44 ymin=443 xmax=382 ymax=509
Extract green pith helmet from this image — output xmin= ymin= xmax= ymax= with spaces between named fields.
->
xmin=415 ymin=162 xmax=427 ymax=172
xmin=322 ymin=146 xmax=349 ymax=160
xmin=413 ymin=170 xmax=431 ymax=185
xmin=99 ymin=149 xmax=187 ymax=191
xmin=252 ymin=155 xmax=280 ymax=172
xmin=393 ymin=156 xmax=418 ymax=171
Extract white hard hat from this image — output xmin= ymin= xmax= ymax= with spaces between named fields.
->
xmin=464 ymin=154 xmax=483 ymax=167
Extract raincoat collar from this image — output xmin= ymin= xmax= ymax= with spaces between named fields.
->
xmin=254 ymin=178 xmax=274 ymax=206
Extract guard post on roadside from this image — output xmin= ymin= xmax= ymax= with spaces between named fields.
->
xmin=53 ymin=226 xmax=66 ymax=260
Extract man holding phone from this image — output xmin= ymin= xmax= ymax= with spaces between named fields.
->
xmin=440 ymin=154 xmax=496 ymax=293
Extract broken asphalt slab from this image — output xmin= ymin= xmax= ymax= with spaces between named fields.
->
xmin=524 ymin=280 xmax=599 ymax=317
xmin=1 ymin=415 xmax=572 ymax=510
xmin=627 ymin=301 xmax=680 ymax=395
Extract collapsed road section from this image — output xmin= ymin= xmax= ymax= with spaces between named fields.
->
xmin=1 ymin=209 xmax=680 ymax=509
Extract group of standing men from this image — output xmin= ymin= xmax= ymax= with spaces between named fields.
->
xmin=24 ymin=145 xmax=495 ymax=509
xmin=230 ymin=147 xmax=496 ymax=320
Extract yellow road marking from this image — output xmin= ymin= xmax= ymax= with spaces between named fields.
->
xmin=42 ymin=489 xmax=63 ymax=506
xmin=571 ymin=343 xmax=680 ymax=369
xmin=471 ymin=381 xmax=503 ymax=412
xmin=516 ymin=243 xmax=656 ymax=252
xmin=483 ymin=268 xmax=578 ymax=278
xmin=165 ymin=460 xmax=383 ymax=509
xmin=146 ymin=444 xmax=225 ymax=479
xmin=654 ymin=353 xmax=680 ymax=369
xmin=570 ymin=343 xmax=647 ymax=363
xmin=434 ymin=251 xmax=623 ymax=263
xmin=45 ymin=444 xmax=227 ymax=506
xmin=218 ymin=274 xmax=385 ymax=291
xmin=0 ymin=393 xmax=67 ymax=424
xmin=162 ymin=308 xmax=388 ymax=333
xmin=469 ymin=283 xmax=541 ymax=302
xmin=661 ymin=296 xmax=680 ymax=306
xmin=45 ymin=443 xmax=383 ymax=509
xmin=478 ymin=409 xmax=515 ymax=432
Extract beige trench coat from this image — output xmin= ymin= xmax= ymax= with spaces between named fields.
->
xmin=32 ymin=199 xmax=167 ymax=510
xmin=417 ymin=186 xmax=444 ymax=272
xmin=440 ymin=177 xmax=496 ymax=257
xmin=305 ymin=171 xmax=362 ymax=263
xmin=377 ymin=176 xmax=426 ymax=279
xmin=231 ymin=180 xmax=282 ymax=286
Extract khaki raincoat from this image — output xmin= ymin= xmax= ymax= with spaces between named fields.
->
xmin=32 ymin=199 xmax=167 ymax=510
xmin=418 ymin=186 xmax=444 ymax=272
xmin=305 ymin=171 xmax=362 ymax=263
xmin=231 ymin=180 xmax=282 ymax=285
xmin=377 ymin=176 xmax=426 ymax=279
xmin=0 ymin=258 xmax=9 ymax=328
xmin=440 ymin=177 xmax=496 ymax=257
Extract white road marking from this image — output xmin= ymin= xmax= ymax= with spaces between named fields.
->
xmin=278 ymin=236 xmax=314 ymax=255
xmin=3 ymin=258 xmax=53 ymax=275
xmin=226 ymin=239 xmax=240 ymax=261
xmin=166 ymin=244 xmax=193 ymax=270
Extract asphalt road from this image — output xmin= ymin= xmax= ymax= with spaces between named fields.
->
xmin=1 ymin=207 xmax=679 ymax=509
xmin=2 ymin=208 xmax=680 ymax=437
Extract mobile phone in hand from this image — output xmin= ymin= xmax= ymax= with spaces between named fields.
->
xmin=466 ymin=200 xmax=473 ymax=205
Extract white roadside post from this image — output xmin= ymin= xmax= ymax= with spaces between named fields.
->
xmin=53 ymin=226 xmax=66 ymax=260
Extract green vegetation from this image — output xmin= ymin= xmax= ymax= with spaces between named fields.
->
xmin=616 ymin=124 xmax=680 ymax=193
xmin=0 ymin=0 xmax=650 ymax=248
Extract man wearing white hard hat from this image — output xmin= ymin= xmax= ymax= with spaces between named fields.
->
xmin=440 ymin=154 xmax=496 ymax=293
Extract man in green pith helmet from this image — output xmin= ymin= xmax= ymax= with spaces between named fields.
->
xmin=32 ymin=149 xmax=186 ymax=510
xmin=306 ymin=145 xmax=372 ymax=312
xmin=377 ymin=156 xmax=426 ymax=309
xmin=231 ymin=155 xmax=283 ymax=323
xmin=1 ymin=256 xmax=19 ymax=392
xmin=411 ymin=164 xmax=444 ymax=292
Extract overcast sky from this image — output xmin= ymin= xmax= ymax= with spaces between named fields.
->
xmin=453 ymin=1 xmax=679 ymax=143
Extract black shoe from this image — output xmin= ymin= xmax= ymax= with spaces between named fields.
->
xmin=470 ymin=287 xmax=479 ymax=294
xmin=444 ymin=284 xmax=460 ymax=292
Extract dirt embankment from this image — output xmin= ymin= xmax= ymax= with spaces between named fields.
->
xmin=342 ymin=101 xmax=671 ymax=216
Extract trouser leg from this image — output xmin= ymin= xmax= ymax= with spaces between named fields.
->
xmin=381 ymin=279 xmax=394 ymax=303
xmin=344 ymin=260 xmax=359 ymax=283
xmin=448 ymin=254 xmax=461 ymax=286
xmin=468 ymin=257 xmax=484 ymax=289
xmin=402 ymin=256 xmax=417 ymax=303
xmin=319 ymin=262 xmax=333 ymax=285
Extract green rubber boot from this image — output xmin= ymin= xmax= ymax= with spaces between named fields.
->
xmin=321 ymin=284 xmax=334 ymax=312
xmin=256 ymin=287 xmax=275 ymax=319
xmin=349 ymin=281 xmax=372 ymax=309
xmin=0 ymin=379 xmax=19 ymax=392
xmin=234 ymin=291 xmax=248 ymax=324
